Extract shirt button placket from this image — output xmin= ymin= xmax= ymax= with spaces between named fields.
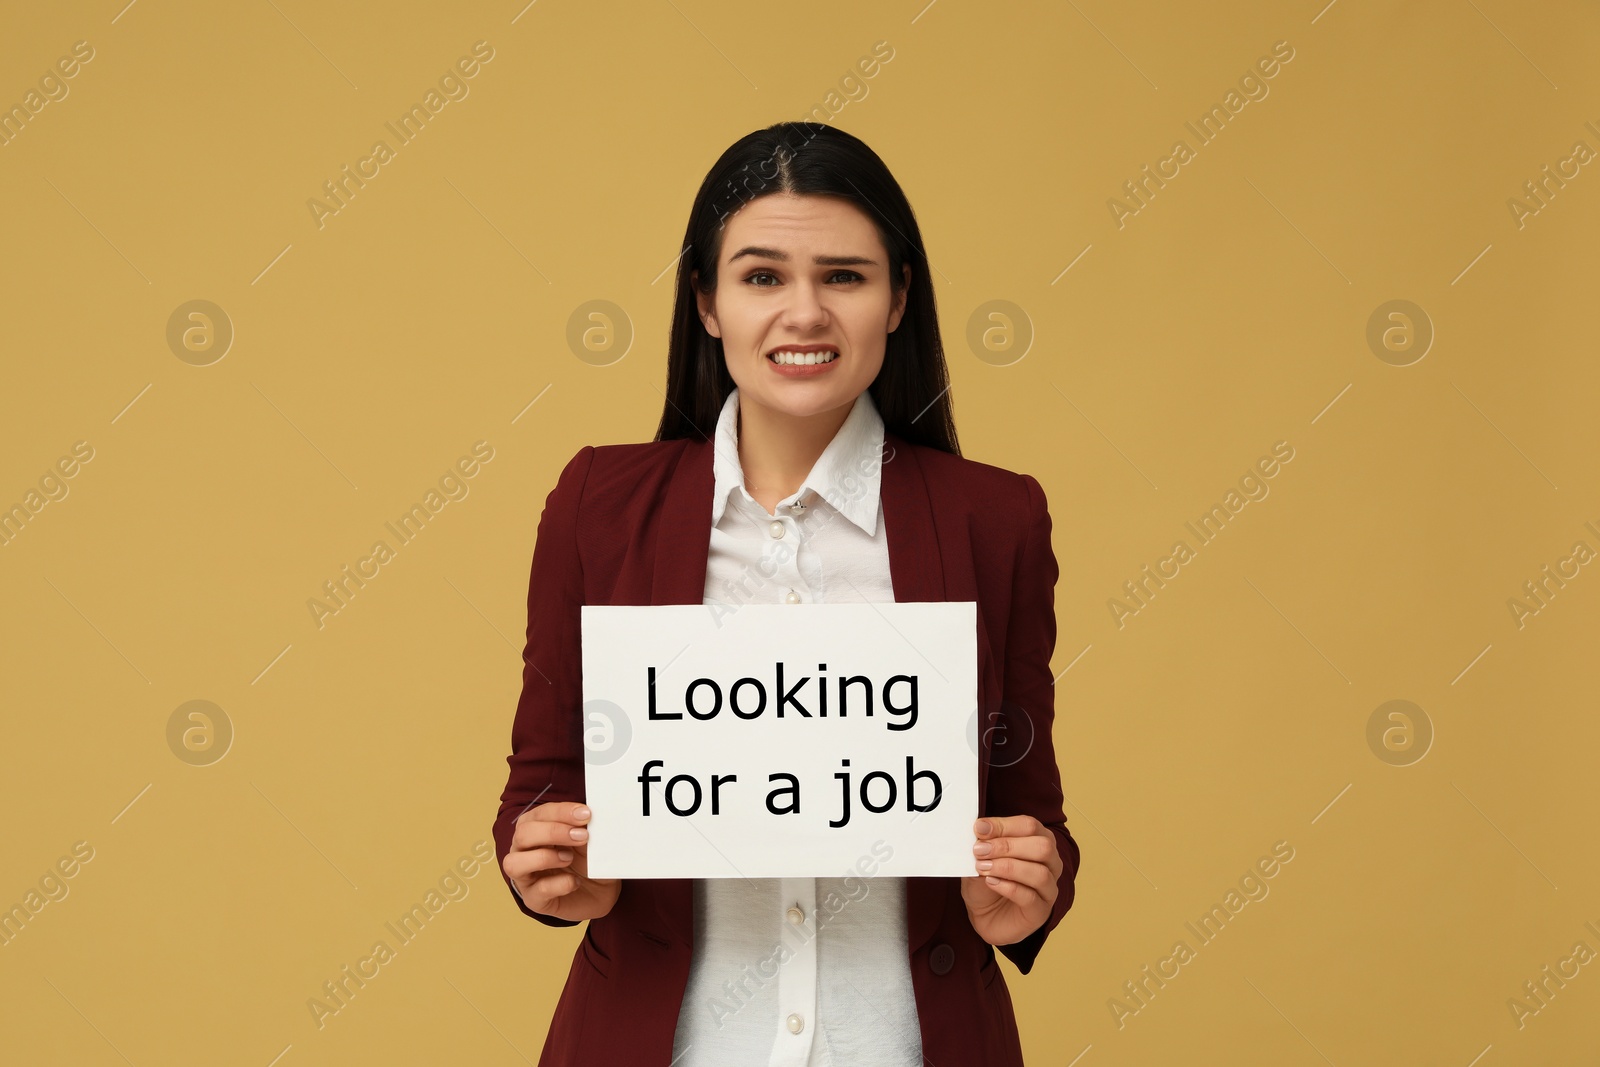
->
xmin=774 ymin=876 xmax=817 ymax=1063
xmin=767 ymin=511 xmax=806 ymax=606
xmin=778 ymin=516 xmax=806 ymax=604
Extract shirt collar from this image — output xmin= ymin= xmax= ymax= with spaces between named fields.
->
xmin=710 ymin=386 xmax=885 ymax=535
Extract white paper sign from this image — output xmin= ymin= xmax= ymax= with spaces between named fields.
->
xmin=580 ymin=602 xmax=979 ymax=879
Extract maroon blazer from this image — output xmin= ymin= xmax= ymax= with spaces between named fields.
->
xmin=493 ymin=429 xmax=1080 ymax=1066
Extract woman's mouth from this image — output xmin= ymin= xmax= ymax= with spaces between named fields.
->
xmin=767 ymin=346 xmax=839 ymax=367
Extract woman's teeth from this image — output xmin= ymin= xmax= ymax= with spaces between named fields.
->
xmin=768 ymin=350 xmax=838 ymax=365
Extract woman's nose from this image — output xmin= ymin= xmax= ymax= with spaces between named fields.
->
xmin=780 ymin=283 xmax=828 ymax=328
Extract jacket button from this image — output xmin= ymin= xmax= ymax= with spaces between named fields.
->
xmin=929 ymin=942 xmax=955 ymax=975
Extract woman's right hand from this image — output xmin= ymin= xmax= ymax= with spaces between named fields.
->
xmin=503 ymin=802 xmax=621 ymax=921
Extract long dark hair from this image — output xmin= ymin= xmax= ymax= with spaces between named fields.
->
xmin=653 ymin=121 xmax=960 ymax=456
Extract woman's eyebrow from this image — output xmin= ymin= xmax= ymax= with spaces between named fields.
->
xmin=727 ymin=245 xmax=878 ymax=267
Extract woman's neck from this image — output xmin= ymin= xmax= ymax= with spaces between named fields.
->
xmin=736 ymin=395 xmax=854 ymax=512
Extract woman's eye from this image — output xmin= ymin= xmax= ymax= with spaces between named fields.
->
xmin=744 ymin=270 xmax=864 ymax=286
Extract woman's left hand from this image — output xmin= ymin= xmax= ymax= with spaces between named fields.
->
xmin=960 ymin=814 xmax=1063 ymax=947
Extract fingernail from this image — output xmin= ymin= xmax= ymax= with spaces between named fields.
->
xmin=977 ymin=859 xmax=993 ymax=870
xmin=574 ymin=806 xmax=591 ymax=820
xmin=975 ymin=819 xmax=991 ymax=835
xmin=973 ymin=842 xmax=993 ymax=856
xmin=557 ymin=849 xmax=573 ymax=861
xmin=985 ymin=875 xmax=1001 ymax=885
xmin=570 ymin=827 xmax=588 ymax=841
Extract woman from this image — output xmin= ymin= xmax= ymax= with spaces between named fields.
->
xmin=494 ymin=122 xmax=1079 ymax=1065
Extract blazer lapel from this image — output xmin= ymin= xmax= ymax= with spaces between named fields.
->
xmin=640 ymin=430 xmax=956 ymax=956
xmin=650 ymin=437 xmax=717 ymax=606
xmin=880 ymin=432 xmax=957 ymax=956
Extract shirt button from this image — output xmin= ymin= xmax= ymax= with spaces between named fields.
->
xmin=785 ymin=590 xmax=801 ymax=604
xmin=769 ymin=521 xmax=785 ymax=539
xmin=786 ymin=905 xmax=805 ymax=925
xmin=787 ymin=1012 xmax=804 ymax=1034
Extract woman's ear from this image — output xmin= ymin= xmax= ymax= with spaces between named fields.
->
xmin=887 ymin=263 xmax=912 ymax=334
xmin=692 ymin=269 xmax=722 ymax=339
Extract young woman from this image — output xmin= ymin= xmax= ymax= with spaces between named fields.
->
xmin=494 ymin=122 xmax=1079 ymax=1066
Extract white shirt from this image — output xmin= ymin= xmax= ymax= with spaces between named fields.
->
xmin=670 ymin=387 xmax=924 ymax=1066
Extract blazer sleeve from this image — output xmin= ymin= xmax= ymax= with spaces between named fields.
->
xmin=493 ymin=444 xmax=595 ymax=927
xmin=992 ymin=472 xmax=1080 ymax=974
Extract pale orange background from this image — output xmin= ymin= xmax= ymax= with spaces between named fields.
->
xmin=2 ymin=1 xmax=1598 ymax=1064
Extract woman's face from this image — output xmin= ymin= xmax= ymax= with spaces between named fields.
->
xmin=694 ymin=192 xmax=910 ymax=422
